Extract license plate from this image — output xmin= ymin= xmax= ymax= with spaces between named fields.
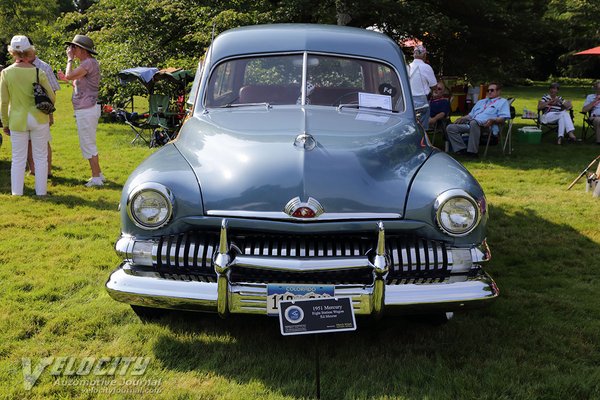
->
xmin=267 ymin=284 xmax=334 ymax=315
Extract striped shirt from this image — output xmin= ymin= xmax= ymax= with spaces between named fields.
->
xmin=541 ymin=94 xmax=564 ymax=114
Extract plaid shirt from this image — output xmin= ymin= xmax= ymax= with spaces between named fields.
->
xmin=33 ymin=57 xmax=60 ymax=93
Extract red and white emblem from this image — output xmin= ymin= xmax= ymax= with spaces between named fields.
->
xmin=284 ymin=197 xmax=324 ymax=219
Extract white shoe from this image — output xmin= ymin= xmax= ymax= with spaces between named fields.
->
xmin=85 ymin=177 xmax=104 ymax=187
xmin=99 ymin=172 xmax=106 ymax=182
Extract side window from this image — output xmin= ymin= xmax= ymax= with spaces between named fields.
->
xmin=213 ymin=63 xmax=234 ymax=98
xmin=187 ymin=59 xmax=203 ymax=108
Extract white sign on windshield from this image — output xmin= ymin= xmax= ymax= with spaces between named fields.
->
xmin=358 ymin=92 xmax=392 ymax=110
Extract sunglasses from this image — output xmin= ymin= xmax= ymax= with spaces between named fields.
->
xmin=487 ymin=88 xmax=497 ymax=93
xmin=433 ymin=87 xmax=443 ymax=91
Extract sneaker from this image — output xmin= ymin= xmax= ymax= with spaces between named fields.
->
xmin=99 ymin=172 xmax=106 ymax=182
xmin=85 ymin=177 xmax=104 ymax=187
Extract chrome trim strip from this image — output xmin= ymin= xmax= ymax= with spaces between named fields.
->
xmin=206 ymin=210 xmax=401 ymax=220
xmin=231 ymin=255 xmax=372 ymax=271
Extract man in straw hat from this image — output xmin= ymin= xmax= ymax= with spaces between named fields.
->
xmin=58 ymin=34 xmax=104 ymax=187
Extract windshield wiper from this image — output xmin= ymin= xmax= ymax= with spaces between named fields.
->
xmin=218 ymin=102 xmax=271 ymax=109
xmin=337 ymin=104 xmax=398 ymax=113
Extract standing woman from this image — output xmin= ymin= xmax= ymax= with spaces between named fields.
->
xmin=0 ymin=35 xmax=55 ymax=196
xmin=58 ymin=34 xmax=104 ymax=187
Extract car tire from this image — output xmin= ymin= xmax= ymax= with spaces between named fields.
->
xmin=130 ymin=305 xmax=168 ymax=321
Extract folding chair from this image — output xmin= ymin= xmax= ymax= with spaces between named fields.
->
xmin=483 ymin=98 xmax=515 ymax=157
xmin=125 ymin=94 xmax=174 ymax=146
xmin=536 ymin=108 xmax=575 ymax=135
xmin=580 ymin=111 xmax=595 ymax=142
xmin=427 ymin=117 xmax=450 ymax=149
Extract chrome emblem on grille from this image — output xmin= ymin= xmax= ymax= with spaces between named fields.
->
xmin=284 ymin=197 xmax=324 ymax=218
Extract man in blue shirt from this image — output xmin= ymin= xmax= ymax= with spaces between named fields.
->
xmin=582 ymin=80 xmax=600 ymax=145
xmin=447 ymin=82 xmax=511 ymax=157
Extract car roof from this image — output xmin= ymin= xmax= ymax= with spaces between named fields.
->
xmin=209 ymin=24 xmax=406 ymax=66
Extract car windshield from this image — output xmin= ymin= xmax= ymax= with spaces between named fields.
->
xmin=204 ymin=53 xmax=404 ymax=111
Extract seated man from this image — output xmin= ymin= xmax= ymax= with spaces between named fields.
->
xmin=582 ymin=80 xmax=600 ymax=145
xmin=538 ymin=82 xmax=577 ymax=144
xmin=446 ymin=82 xmax=510 ymax=157
xmin=428 ymin=82 xmax=451 ymax=128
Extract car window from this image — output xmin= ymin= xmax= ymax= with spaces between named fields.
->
xmin=187 ymin=58 xmax=204 ymax=108
xmin=204 ymin=53 xmax=403 ymax=110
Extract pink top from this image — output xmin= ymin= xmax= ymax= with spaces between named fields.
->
xmin=72 ymin=58 xmax=100 ymax=110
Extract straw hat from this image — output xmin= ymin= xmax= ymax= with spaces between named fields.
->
xmin=64 ymin=34 xmax=97 ymax=55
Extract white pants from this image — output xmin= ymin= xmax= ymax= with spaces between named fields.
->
xmin=541 ymin=111 xmax=574 ymax=138
xmin=10 ymin=114 xmax=50 ymax=195
xmin=74 ymin=104 xmax=101 ymax=159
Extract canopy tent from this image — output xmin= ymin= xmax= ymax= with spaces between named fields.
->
xmin=118 ymin=67 xmax=193 ymax=93
xmin=574 ymin=46 xmax=600 ymax=56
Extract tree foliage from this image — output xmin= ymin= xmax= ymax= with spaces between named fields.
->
xmin=3 ymin=0 xmax=597 ymax=104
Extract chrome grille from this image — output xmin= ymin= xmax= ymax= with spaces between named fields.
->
xmin=153 ymin=232 xmax=449 ymax=283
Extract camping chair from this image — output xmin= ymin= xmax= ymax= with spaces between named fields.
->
xmin=536 ymin=108 xmax=575 ymax=136
xmin=483 ymin=97 xmax=516 ymax=157
xmin=580 ymin=111 xmax=595 ymax=142
xmin=427 ymin=117 xmax=450 ymax=149
xmin=125 ymin=94 xmax=175 ymax=147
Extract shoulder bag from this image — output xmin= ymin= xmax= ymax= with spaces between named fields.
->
xmin=33 ymin=68 xmax=56 ymax=114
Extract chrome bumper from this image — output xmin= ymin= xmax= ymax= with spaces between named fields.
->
xmin=106 ymin=263 xmax=498 ymax=316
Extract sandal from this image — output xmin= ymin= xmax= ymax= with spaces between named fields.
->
xmin=557 ymin=137 xmax=563 ymax=145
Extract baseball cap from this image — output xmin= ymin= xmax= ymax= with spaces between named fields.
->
xmin=9 ymin=35 xmax=31 ymax=52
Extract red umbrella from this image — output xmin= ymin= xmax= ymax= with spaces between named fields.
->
xmin=574 ymin=46 xmax=600 ymax=55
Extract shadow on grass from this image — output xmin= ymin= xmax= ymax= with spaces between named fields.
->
xmin=38 ymin=192 xmax=119 ymax=211
xmin=144 ymin=206 xmax=600 ymax=399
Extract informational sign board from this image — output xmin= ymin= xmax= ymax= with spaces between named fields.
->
xmin=279 ymin=297 xmax=356 ymax=336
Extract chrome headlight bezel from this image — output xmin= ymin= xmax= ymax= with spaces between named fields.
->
xmin=434 ymin=189 xmax=481 ymax=237
xmin=127 ymin=183 xmax=174 ymax=230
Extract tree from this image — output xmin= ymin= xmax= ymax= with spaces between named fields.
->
xmin=0 ymin=0 xmax=61 ymax=66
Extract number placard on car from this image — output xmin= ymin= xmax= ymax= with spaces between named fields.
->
xmin=267 ymin=284 xmax=334 ymax=315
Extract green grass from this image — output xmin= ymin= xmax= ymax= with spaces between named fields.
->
xmin=0 ymin=84 xmax=599 ymax=400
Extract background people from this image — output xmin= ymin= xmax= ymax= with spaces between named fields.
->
xmin=428 ymin=82 xmax=451 ymax=128
xmin=538 ymin=82 xmax=576 ymax=145
xmin=582 ymin=80 xmax=600 ymax=145
xmin=58 ymin=34 xmax=104 ymax=187
xmin=408 ymin=45 xmax=437 ymax=130
xmin=446 ymin=82 xmax=510 ymax=157
xmin=1 ymin=35 xmax=55 ymax=196
xmin=26 ymin=36 xmax=60 ymax=177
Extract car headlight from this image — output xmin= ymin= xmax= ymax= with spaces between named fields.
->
xmin=127 ymin=183 xmax=174 ymax=230
xmin=434 ymin=189 xmax=481 ymax=236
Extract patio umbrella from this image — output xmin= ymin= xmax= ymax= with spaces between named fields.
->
xmin=574 ymin=46 xmax=600 ymax=55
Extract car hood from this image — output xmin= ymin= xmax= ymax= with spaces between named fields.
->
xmin=175 ymin=107 xmax=429 ymax=217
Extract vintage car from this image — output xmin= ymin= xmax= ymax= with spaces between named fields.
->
xmin=106 ymin=24 xmax=498 ymax=320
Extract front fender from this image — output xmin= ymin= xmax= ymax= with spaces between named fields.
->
xmin=120 ymin=144 xmax=203 ymax=237
xmin=404 ymin=150 xmax=487 ymax=245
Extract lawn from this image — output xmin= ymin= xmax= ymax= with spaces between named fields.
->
xmin=0 ymin=83 xmax=599 ymax=400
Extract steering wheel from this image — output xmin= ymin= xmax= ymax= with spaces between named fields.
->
xmin=332 ymin=91 xmax=360 ymax=106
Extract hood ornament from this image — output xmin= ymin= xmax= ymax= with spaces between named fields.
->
xmin=294 ymin=133 xmax=316 ymax=151
xmin=284 ymin=197 xmax=324 ymax=219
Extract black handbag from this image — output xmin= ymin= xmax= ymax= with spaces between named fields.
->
xmin=33 ymin=68 xmax=55 ymax=114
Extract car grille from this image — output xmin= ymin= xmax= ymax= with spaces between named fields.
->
xmin=153 ymin=232 xmax=449 ymax=284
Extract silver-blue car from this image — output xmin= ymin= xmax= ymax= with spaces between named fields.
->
xmin=107 ymin=24 xmax=498 ymax=320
